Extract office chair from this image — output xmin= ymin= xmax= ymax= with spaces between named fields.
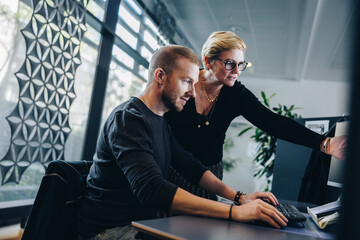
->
xmin=21 ymin=160 xmax=93 ymax=240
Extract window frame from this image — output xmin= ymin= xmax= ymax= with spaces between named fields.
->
xmin=0 ymin=0 xmax=187 ymax=224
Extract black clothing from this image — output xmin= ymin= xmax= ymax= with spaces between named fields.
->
xmin=167 ymin=161 xmax=222 ymax=200
xmin=22 ymin=160 xmax=92 ymax=240
xmin=78 ymin=97 xmax=207 ymax=238
xmin=165 ymin=81 xmax=326 ymax=197
xmin=298 ymin=119 xmax=345 ymax=205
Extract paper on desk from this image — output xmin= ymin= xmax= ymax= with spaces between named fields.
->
xmin=317 ymin=212 xmax=340 ymax=229
xmin=307 ymin=200 xmax=341 ymax=229
xmin=308 ymin=200 xmax=340 ymax=216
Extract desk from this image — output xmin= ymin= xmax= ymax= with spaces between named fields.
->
xmin=132 ymin=201 xmax=335 ymax=240
xmin=133 ymin=215 xmax=333 ymax=240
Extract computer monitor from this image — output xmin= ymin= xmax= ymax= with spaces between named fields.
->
xmin=327 ymin=121 xmax=349 ymax=188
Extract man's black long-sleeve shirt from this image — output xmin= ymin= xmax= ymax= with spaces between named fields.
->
xmin=78 ymin=97 xmax=207 ymax=238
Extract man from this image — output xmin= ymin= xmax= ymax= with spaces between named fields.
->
xmin=78 ymin=45 xmax=287 ymax=239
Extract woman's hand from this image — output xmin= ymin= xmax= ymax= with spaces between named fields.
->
xmin=328 ymin=135 xmax=347 ymax=160
xmin=232 ymin=199 xmax=288 ymax=229
xmin=240 ymin=191 xmax=279 ymax=206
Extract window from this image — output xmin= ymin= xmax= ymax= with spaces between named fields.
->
xmin=138 ymin=64 xmax=148 ymax=80
xmin=101 ymin=0 xmax=171 ymax=132
xmin=64 ymin=24 xmax=100 ymax=162
xmin=85 ymin=24 xmax=101 ymax=46
xmin=140 ymin=46 xmax=153 ymax=61
xmin=119 ymin=4 xmax=140 ymax=33
xmin=0 ymin=1 xmax=99 ymax=201
xmin=101 ymin=60 xmax=146 ymax=126
xmin=145 ymin=17 xmax=158 ymax=34
xmin=113 ymin=45 xmax=135 ymax=69
xmin=0 ymin=0 xmax=40 ymax=201
xmin=144 ymin=16 xmax=169 ymax=48
xmin=144 ymin=30 xmax=160 ymax=51
xmin=115 ymin=24 xmax=138 ymax=49
xmin=86 ymin=0 xmax=107 ymax=22
xmin=124 ymin=0 xmax=142 ymax=16
xmin=0 ymin=0 xmax=178 ymax=205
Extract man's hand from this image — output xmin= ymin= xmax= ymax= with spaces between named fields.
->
xmin=241 ymin=191 xmax=279 ymax=206
xmin=328 ymin=135 xmax=347 ymax=160
xmin=232 ymin=199 xmax=288 ymax=229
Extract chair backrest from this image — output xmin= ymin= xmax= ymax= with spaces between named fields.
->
xmin=22 ymin=160 xmax=92 ymax=240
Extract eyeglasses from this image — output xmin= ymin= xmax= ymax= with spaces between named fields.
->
xmin=213 ymin=57 xmax=248 ymax=71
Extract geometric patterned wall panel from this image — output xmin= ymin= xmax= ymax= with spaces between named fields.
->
xmin=0 ymin=0 xmax=89 ymax=184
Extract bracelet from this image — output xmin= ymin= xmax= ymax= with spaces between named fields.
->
xmin=233 ymin=191 xmax=246 ymax=205
xmin=320 ymin=137 xmax=331 ymax=154
xmin=229 ymin=204 xmax=234 ymax=220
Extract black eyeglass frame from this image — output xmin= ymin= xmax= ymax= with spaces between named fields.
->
xmin=213 ymin=57 xmax=248 ymax=71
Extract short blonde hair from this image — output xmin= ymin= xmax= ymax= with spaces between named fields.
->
xmin=201 ymin=31 xmax=246 ymax=66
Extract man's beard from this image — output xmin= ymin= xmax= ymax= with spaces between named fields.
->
xmin=161 ymin=83 xmax=183 ymax=112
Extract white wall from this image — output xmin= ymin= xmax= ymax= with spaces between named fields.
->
xmin=244 ymin=77 xmax=351 ymax=118
xmin=222 ymin=77 xmax=351 ymax=194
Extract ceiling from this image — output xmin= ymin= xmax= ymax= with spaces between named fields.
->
xmin=162 ymin=0 xmax=357 ymax=82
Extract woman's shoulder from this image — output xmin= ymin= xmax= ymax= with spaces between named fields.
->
xmin=222 ymin=80 xmax=247 ymax=96
xmin=220 ymin=80 xmax=259 ymax=108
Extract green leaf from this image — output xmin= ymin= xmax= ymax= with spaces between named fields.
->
xmin=223 ymin=159 xmax=236 ymax=172
xmin=237 ymin=126 xmax=253 ymax=136
xmin=238 ymin=91 xmax=301 ymax=191
xmin=261 ymin=91 xmax=269 ymax=107
xmin=268 ymin=93 xmax=276 ymax=101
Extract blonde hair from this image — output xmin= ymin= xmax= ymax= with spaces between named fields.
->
xmin=201 ymin=31 xmax=246 ymax=66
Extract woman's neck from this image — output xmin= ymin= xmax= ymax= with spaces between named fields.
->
xmin=200 ymin=69 xmax=223 ymax=95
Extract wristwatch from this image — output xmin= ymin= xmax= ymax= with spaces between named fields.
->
xmin=233 ymin=191 xmax=246 ymax=205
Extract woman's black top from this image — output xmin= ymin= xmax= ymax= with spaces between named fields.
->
xmin=165 ymin=81 xmax=326 ymax=199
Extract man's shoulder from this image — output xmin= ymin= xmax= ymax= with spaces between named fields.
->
xmin=103 ymin=97 xmax=145 ymax=127
xmin=111 ymin=97 xmax=143 ymax=116
xmin=106 ymin=97 xmax=167 ymax=130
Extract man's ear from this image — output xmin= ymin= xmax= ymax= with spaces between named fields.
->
xmin=154 ymin=68 xmax=167 ymax=86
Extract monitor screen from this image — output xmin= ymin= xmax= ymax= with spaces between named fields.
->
xmin=327 ymin=121 xmax=349 ymax=188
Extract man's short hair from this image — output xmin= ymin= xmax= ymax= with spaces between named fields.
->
xmin=148 ymin=45 xmax=201 ymax=81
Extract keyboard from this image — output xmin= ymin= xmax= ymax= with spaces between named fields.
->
xmin=276 ymin=203 xmax=307 ymax=222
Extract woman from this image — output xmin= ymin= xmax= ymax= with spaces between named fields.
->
xmin=165 ymin=31 xmax=347 ymax=200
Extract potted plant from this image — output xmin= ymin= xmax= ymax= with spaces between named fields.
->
xmin=238 ymin=91 xmax=301 ymax=191
xmin=222 ymin=136 xmax=236 ymax=172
